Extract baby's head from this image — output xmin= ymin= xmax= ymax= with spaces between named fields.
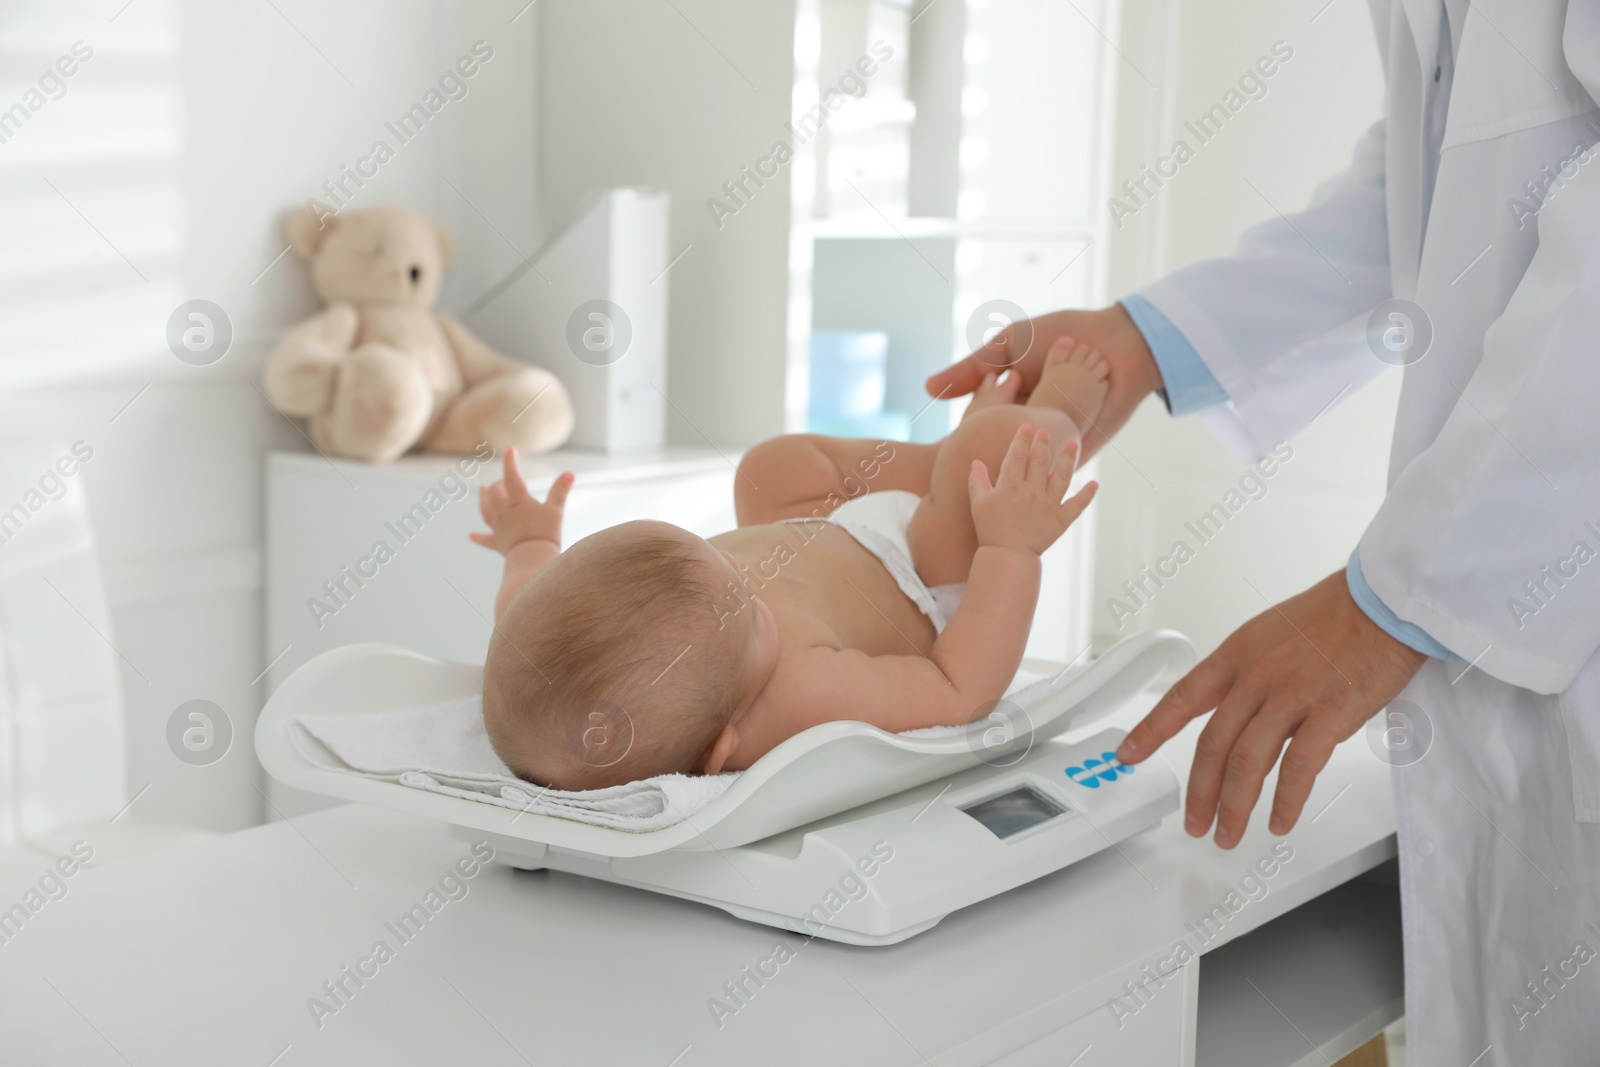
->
xmin=483 ymin=521 xmax=773 ymax=791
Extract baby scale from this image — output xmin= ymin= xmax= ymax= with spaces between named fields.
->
xmin=257 ymin=630 xmax=1194 ymax=946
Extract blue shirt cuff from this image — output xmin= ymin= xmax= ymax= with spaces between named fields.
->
xmin=1119 ymin=295 xmax=1229 ymax=416
xmin=1346 ymin=549 xmax=1453 ymax=660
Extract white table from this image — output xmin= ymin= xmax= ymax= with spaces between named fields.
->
xmin=0 ymin=694 xmax=1400 ymax=1066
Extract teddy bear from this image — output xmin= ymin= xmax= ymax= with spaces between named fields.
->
xmin=263 ymin=203 xmax=574 ymax=463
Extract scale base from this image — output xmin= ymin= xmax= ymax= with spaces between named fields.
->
xmin=471 ymin=729 xmax=1178 ymax=946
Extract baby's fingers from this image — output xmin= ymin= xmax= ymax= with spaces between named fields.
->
xmin=1027 ymin=428 xmax=1052 ymax=488
xmin=997 ymin=424 xmax=1033 ymax=485
xmin=967 ymin=458 xmax=994 ymax=502
xmin=543 ymin=471 xmax=575 ymax=509
xmin=1056 ymin=480 xmax=1099 ymax=529
xmin=467 ymin=531 xmax=497 ymax=550
xmin=1047 ymin=440 xmax=1080 ymax=499
xmin=502 ymin=447 xmax=532 ymax=502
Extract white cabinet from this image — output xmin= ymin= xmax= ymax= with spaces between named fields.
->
xmin=991 ymin=961 xmax=1197 ymax=1067
xmin=265 ymin=448 xmax=738 ymax=680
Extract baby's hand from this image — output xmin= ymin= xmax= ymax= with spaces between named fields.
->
xmin=967 ymin=425 xmax=1098 ymax=555
xmin=468 ymin=447 xmax=574 ymax=556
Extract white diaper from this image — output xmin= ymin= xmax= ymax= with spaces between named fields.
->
xmin=786 ymin=489 xmax=966 ymax=632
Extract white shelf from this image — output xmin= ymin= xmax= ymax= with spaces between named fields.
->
xmin=806 ymin=216 xmax=1098 ymax=241
xmin=807 ymin=215 xmax=961 ymax=240
xmin=266 ymin=445 xmax=734 ymax=490
xmin=1196 ymin=874 xmax=1404 ymax=1067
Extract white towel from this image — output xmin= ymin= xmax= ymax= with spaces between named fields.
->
xmin=289 ymin=668 xmax=1066 ymax=832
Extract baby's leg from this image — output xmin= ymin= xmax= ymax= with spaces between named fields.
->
xmin=906 ymin=340 xmax=1107 ymax=586
xmin=735 ymin=434 xmax=939 ymax=526
xmin=1026 ymin=336 xmax=1110 ymax=438
xmin=905 ymin=405 xmax=1077 ymax=586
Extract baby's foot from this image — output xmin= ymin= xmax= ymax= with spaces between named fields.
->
xmin=960 ymin=370 xmax=1021 ymax=422
xmin=1029 ymin=337 xmax=1109 ymax=431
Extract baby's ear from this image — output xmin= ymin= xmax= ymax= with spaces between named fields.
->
xmin=700 ymin=724 xmax=740 ymax=775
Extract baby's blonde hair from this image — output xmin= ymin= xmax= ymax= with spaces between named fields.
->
xmin=483 ymin=529 xmax=747 ymax=790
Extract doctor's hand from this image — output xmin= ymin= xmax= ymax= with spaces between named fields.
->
xmin=1115 ymin=571 xmax=1428 ymax=849
xmin=924 ymin=304 xmax=1160 ymax=462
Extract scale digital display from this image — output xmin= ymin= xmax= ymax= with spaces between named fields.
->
xmin=960 ymin=785 xmax=1067 ymax=839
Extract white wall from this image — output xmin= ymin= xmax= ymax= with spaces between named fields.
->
xmin=1092 ymin=0 xmax=1396 ymax=658
xmin=537 ymin=0 xmax=800 ymax=449
xmin=0 ymin=0 xmax=539 ymax=832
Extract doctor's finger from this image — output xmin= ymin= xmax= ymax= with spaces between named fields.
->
xmin=1266 ymin=722 xmax=1342 ymax=835
xmin=1118 ymin=654 xmax=1235 ymax=764
xmin=1211 ymin=708 xmax=1297 ymax=848
xmin=925 ymin=351 xmax=996 ymax=399
xmin=927 ymin=327 xmax=1040 ymax=400
xmin=1181 ymin=680 xmax=1269 ymax=837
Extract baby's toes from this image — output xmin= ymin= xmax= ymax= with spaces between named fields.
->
xmin=1043 ymin=336 xmax=1075 ymax=367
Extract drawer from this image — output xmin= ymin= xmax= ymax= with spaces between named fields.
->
xmin=990 ymin=959 xmax=1196 ymax=1067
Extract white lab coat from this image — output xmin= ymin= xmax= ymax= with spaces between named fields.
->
xmin=1138 ymin=0 xmax=1600 ymax=1062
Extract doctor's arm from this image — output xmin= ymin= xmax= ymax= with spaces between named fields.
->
xmin=1111 ymin=301 xmax=1444 ymax=848
xmin=928 ymin=121 xmax=1395 ymax=459
xmin=1121 ymin=158 xmax=1600 ymax=846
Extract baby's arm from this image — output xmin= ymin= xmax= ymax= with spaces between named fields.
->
xmin=469 ymin=447 xmax=574 ymax=622
xmin=791 ymin=426 xmax=1096 ymax=731
xmin=930 ymin=425 xmax=1097 ymax=703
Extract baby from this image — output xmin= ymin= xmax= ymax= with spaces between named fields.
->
xmin=473 ymin=337 xmax=1108 ymax=791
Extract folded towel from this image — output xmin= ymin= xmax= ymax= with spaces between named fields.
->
xmin=289 ymin=666 xmax=1071 ymax=832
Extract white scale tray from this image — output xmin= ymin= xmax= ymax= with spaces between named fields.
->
xmin=258 ymin=630 xmax=1195 ymax=944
